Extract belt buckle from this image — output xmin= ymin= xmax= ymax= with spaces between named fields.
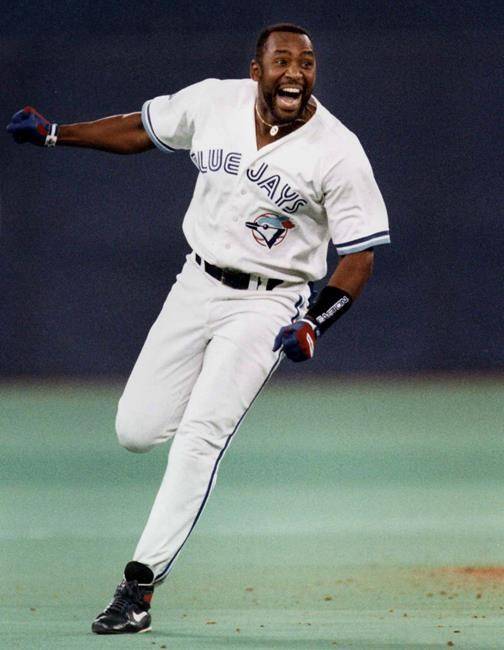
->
xmin=221 ymin=268 xmax=234 ymax=287
xmin=222 ymin=268 xmax=246 ymax=290
xmin=249 ymin=274 xmax=261 ymax=291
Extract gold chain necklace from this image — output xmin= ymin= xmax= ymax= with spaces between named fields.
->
xmin=255 ymin=102 xmax=305 ymax=136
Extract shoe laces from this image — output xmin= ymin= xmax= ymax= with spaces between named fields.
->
xmin=105 ymin=580 xmax=145 ymax=615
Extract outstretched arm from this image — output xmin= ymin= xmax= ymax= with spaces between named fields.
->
xmin=57 ymin=113 xmax=153 ymax=154
xmin=7 ymin=107 xmax=154 ymax=155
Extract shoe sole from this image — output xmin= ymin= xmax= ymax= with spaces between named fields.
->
xmin=92 ymin=625 xmax=152 ymax=635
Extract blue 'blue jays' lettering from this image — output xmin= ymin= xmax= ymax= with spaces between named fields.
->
xmin=246 ymin=162 xmax=268 ymax=181
xmin=258 ymin=174 xmax=281 ymax=198
xmin=190 ymin=152 xmax=307 ymax=214
xmin=191 ymin=149 xmax=241 ymax=176
xmin=246 ymin=163 xmax=307 ymax=214
xmin=208 ymin=149 xmax=222 ymax=171
xmin=223 ymin=153 xmax=241 ymax=175
xmin=197 ymin=151 xmax=208 ymax=173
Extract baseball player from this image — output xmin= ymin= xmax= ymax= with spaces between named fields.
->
xmin=7 ymin=23 xmax=390 ymax=634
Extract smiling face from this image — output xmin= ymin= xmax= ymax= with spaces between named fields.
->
xmin=250 ymin=31 xmax=316 ymax=124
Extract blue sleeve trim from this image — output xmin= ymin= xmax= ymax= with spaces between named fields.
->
xmin=336 ymin=230 xmax=390 ymax=248
xmin=335 ymin=230 xmax=391 ymax=254
xmin=141 ymin=100 xmax=176 ymax=154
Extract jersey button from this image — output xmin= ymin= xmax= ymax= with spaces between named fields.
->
xmin=240 ymin=188 xmax=246 ymax=195
xmin=232 ymin=216 xmax=238 ymax=222
xmin=225 ymin=243 xmax=231 ymax=250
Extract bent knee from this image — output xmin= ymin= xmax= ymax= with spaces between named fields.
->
xmin=115 ymin=408 xmax=155 ymax=453
xmin=115 ymin=402 xmax=175 ymax=453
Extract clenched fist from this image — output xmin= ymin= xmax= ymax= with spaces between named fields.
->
xmin=6 ymin=106 xmax=58 ymax=146
xmin=272 ymin=318 xmax=318 ymax=362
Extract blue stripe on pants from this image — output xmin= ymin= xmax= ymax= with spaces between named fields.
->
xmin=154 ymin=352 xmax=283 ymax=584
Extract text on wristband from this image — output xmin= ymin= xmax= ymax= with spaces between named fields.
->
xmin=314 ymin=295 xmax=351 ymax=324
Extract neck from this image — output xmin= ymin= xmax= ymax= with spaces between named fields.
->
xmin=255 ymin=101 xmax=308 ymax=138
xmin=255 ymin=101 xmax=295 ymax=128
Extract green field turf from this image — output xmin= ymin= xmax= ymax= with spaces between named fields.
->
xmin=1 ymin=377 xmax=504 ymax=649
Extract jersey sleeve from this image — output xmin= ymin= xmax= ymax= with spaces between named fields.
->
xmin=323 ymin=139 xmax=390 ymax=255
xmin=141 ymin=79 xmax=216 ymax=153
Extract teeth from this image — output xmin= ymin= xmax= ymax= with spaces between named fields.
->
xmin=282 ymin=87 xmax=301 ymax=94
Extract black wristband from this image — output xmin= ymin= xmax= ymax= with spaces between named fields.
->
xmin=304 ymin=286 xmax=353 ymax=336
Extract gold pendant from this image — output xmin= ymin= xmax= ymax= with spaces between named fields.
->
xmin=270 ymin=125 xmax=279 ymax=136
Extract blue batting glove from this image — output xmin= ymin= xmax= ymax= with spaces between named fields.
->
xmin=272 ymin=318 xmax=318 ymax=362
xmin=6 ymin=106 xmax=59 ymax=146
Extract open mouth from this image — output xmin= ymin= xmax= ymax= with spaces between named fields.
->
xmin=275 ymin=87 xmax=303 ymax=113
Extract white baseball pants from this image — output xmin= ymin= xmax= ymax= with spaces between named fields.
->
xmin=115 ymin=255 xmax=309 ymax=582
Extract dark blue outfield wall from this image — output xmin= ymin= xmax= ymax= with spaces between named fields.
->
xmin=1 ymin=1 xmax=503 ymax=376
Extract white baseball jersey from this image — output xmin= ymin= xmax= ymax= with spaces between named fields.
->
xmin=141 ymin=78 xmax=390 ymax=283
xmin=114 ymin=78 xmax=391 ymax=583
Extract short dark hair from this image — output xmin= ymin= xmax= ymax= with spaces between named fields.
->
xmin=255 ymin=23 xmax=312 ymax=62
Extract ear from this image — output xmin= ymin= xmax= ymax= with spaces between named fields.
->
xmin=250 ymin=59 xmax=261 ymax=81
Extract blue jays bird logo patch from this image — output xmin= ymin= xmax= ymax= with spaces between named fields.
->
xmin=245 ymin=213 xmax=295 ymax=249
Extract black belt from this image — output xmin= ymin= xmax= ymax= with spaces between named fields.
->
xmin=195 ymin=254 xmax=283 ymax=291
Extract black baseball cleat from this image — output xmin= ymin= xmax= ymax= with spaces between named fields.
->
xmin=91 ymin=561 xmax=155 ymax=634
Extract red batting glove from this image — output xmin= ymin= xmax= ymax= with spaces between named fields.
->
xmin=272 ymin=318 xmax=318 ymax=362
